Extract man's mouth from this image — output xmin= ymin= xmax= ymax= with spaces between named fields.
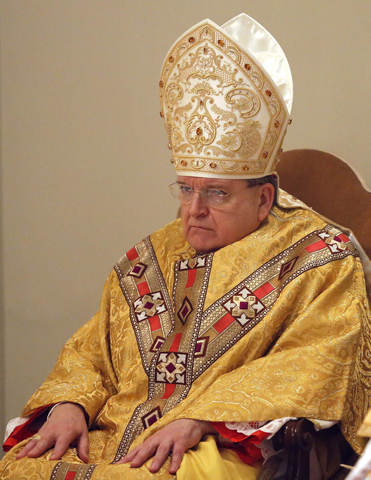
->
xmin=189 ymin=226 xmax=215 ymax=235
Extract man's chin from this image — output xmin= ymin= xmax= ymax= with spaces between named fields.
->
xmin=187 ymin=235 xmax=218 ymax=254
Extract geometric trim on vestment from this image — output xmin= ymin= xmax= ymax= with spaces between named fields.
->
xmin=156 ymin=352 xmax=188 ymax=384
xmin=192 ymin=225 xmax=358 ymax=380
xmin=113 ymin=225 xmax=357 ymax=461
xmin=222 ymin=287 xmax=266 ymax=325
xmin=50 ymin=462 xmax=96 ymax=480
xmin=127 ymin=261 xmax=148 ymax=278
xmin=113 ymin=243 xmax=212 ymax=462
xmin=114 ymin=237 xmax=175 ymax=375
xmin=134 ymin=291 xmax=167 ymax=322
xmin=141 ymin=406 xmax=162 ymax=429
xmin=177 ymin=295 xmax=193 ymax=325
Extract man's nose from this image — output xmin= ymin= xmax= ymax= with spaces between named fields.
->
xmin=188 ymin=191 xmax=209 ymax=216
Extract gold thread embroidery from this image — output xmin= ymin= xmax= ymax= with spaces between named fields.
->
xmin=113 ymin=248 xmax=212 ymax=461
xmin=160 ymin=22 xmax=288 ymax=177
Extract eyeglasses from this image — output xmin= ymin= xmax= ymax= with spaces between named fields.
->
xmin=169 ymin=182 xmax=249 ymax=207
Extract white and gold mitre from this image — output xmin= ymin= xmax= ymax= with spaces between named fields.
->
xmin=160 ymin=13 xmax=293 ymax=179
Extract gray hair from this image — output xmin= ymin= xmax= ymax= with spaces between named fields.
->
xmin=246 ymin=174 xmax=278 ymax=203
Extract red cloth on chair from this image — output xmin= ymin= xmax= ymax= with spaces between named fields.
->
xmin=3 ymin=404 xmax=54 ymax=452
xmin=211 ymin=422 xmax=270 ymax=465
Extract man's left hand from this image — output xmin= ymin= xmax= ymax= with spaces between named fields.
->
xmin=117 ymin=418 xmax=216 ymax=474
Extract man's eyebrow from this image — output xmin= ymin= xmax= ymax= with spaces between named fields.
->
xmin=176 ymin=180 xmax=230 ymax=189
xmin=205 ymin=183 xmax=230 ymax=190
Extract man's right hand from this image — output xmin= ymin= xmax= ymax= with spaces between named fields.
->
xmin=15 ymin=402 xmax=89 ymax=462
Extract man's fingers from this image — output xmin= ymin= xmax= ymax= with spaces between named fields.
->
xmin=15 ymin=404 xmax=90 ymax=462
xmin=116 ymin=447 xmax=139 ymax=464
xmin=19 ymin=437 xmax=54 ymax=459
xmin=76 ymin=432 xmax=89 ymax=463
xmin=49 ymin=436 xmax=74 ymax=460
xmin=169 ymin=449 xmax=185 ymax=474
xmin=15 ymin=439 xmax=38 ymax=459
xmin=27 ymin=438 xmax=52 ymax=458
xmin=129 ymin=443 xmax=158 ymax=468
xmin=17 ymin=432 xmax=88 ymax=462
xmin=148 ymin=444 xmax=174 ymax=473
xmin=118 ymin=419 xmax=209 ymax=472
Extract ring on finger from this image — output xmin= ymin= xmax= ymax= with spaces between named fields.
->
xmin=32 ymin=433 xmax=42 ymax=441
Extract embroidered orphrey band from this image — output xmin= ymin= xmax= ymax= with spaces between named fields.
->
xmin=50 ymin=462 xmax=96 ymax=480
xmin=114 ymin=237 xmax=175 ymax=374
xmin=114 ymin=240 xmax=212 ymax=461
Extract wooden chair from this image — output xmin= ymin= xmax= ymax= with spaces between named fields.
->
xmin=274 ymin=149 xmax=371 ymax=480
xmin=272 ymin=419 xmax=314 ymax=480
xmin=276 ymin=149 xmax=371 ymax=260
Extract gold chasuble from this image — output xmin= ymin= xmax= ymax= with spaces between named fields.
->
xmin=1 ymin=202 xmax=370 ymax=480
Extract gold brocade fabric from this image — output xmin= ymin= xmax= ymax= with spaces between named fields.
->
xmin=1 ymin=205 xmax=370 ymax=480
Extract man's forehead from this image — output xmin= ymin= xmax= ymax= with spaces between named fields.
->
xmin=176 ymin=175 xmax=246 ymax=188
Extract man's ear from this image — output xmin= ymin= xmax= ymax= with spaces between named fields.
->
xmin=257 ymin=183 xmax=275 ymax=222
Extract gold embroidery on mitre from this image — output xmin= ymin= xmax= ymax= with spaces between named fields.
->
xmin=160 ymin=20 xmax=290 ymax=178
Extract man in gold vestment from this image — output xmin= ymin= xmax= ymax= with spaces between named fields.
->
xmin=1 ymin=13 xmax=371 ymax=480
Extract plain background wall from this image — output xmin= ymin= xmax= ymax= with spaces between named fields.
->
xmin=1 ymin=0 xmax=370 ymax=452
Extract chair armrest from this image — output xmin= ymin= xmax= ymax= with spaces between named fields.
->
xmin=272 ymin=418 xmax=314 ymax=480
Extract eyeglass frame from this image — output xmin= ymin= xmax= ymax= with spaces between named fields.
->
xmin=169 ymin=181 xmax=256 ymax=207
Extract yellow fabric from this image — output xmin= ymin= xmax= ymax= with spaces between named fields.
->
xmin=1 ymin=204 xmax=370 ymax=480
xmin=177 ymin=435 xmax=260 ymax=480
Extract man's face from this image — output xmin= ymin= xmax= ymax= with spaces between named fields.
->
xmin=178 ymin=176 xmax=273 ymax=254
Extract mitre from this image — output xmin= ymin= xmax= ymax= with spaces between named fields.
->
xmin=159 ymin=13 xmax=293 ymax=179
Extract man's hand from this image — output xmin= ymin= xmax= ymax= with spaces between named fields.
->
xmin=16 ymin=402 xmax=89 ymax=462
xmin=117 ymin=418 xmax=217 ymax=474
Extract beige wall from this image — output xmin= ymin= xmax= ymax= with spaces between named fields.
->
xmin=1 ymin=0 xmax=370 ymax=448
